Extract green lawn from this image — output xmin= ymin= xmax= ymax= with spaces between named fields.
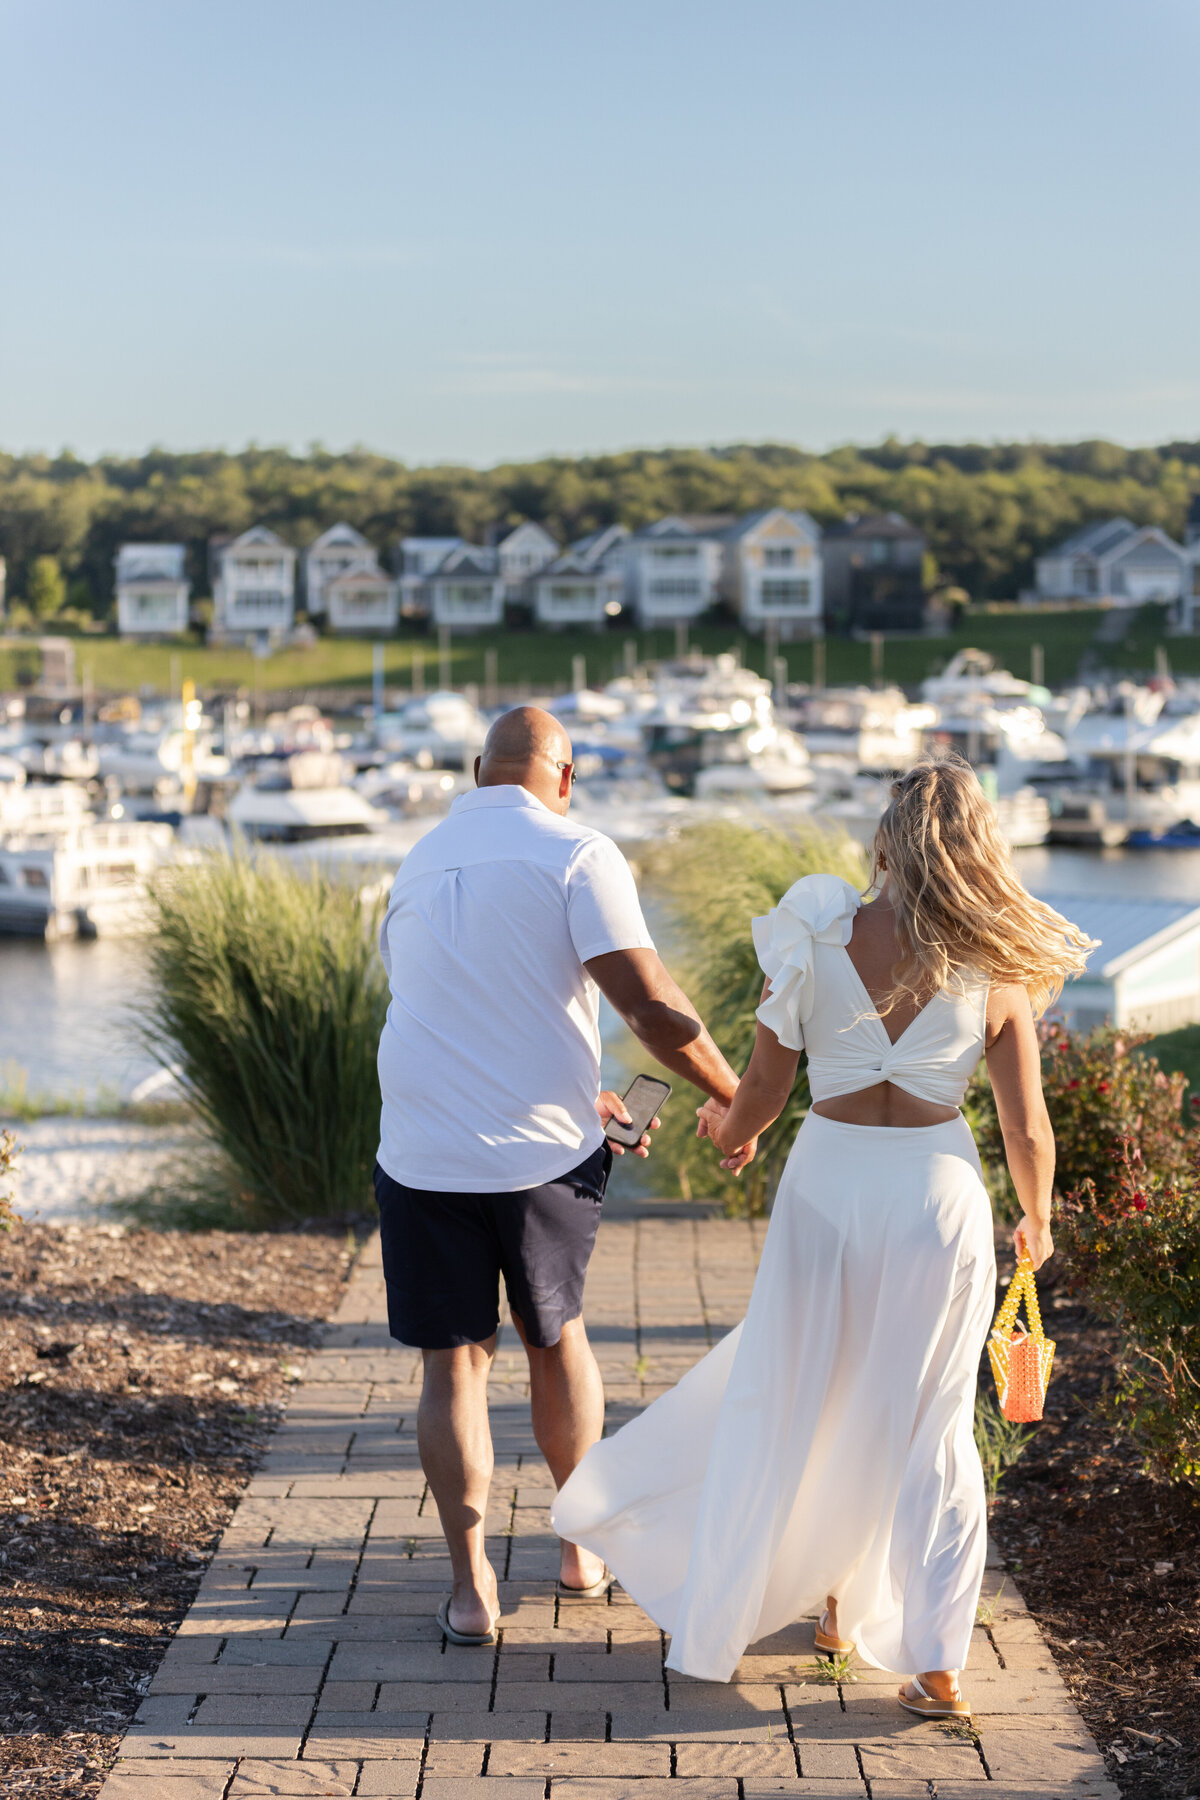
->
xmin=0 ymin=603 xmax=1159 ymax=701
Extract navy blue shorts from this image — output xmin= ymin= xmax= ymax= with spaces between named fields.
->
xmin=373 ymin=1143 xmax=611 ymax=1350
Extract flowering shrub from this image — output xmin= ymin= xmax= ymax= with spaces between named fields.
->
xmin=972 ymin=1022 xmax=1190 ymax=1216
xmin=1056 ymin=1137 xmax=1200 ymax=1484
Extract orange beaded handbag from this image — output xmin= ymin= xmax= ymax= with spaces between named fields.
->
xmin=987 ymin=1255 xmax=1056 ymax=1423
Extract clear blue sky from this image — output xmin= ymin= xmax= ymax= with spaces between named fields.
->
xmin=2 ymin=0 xmax=1197 ymax=464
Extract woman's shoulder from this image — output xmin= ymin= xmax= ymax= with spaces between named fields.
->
xmin=774 ymin=871 xmax=862 ymax=927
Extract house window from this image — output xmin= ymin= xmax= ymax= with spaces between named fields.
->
xmin=443 ymin=585 xmax=492 ymax=613
xmin=648 ymin=579 xmax=702 ymax=599
xmin=549 ymin=585 xmax=595 ymax=606
xmin=763 ymin=546 xmax=795 ymax=568
xmin=651 ymin=545 xmax=698 ymax=563
xmin=761 ymin=579 xmax=811 ymax=608
xmin=869 ymin=541 xmax=891 ymax=565
xmin=1072 ymin=559 xmax=1097 ymax=594
xmin=232 ymin=590 xmax=287 ymax=613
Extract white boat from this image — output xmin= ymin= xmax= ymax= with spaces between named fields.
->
xmin=0 ymin=819 xmax=175 ymax=939
xmin=227 ymin=781 xmax=386 ymax=843
xmin=795 ymin=686 xmax=935 ymax=773
xmin=638 ymin=654 xmax=814 ymax=797
xmin=1048 ymin=691 xmax=1200 ymax=840
xmin=373 ymin=692 xmax=488 ymax=769
xmin=0 ymin=771 xmax=93 ymax=836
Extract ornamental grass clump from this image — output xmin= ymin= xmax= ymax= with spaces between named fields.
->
xmin=639 ymin=817 xmax=866 ymax=1216
xmin=1057 ymin=1137 xmax=1200 ymax=1485
xmin=143 ymin=857 xmax=388 ymax=1224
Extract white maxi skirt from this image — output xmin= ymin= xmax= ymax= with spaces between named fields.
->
xmin=551 ymin=1110 xmax=997 ymax=1681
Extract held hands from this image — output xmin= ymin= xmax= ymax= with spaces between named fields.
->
xmin=595 ymin=1091 xmax=660 ymax=1157
xmin=696 ymin=1097 xmax=758 ymax=1177
xmin=1014 ymin=1218 xmax=1054 ymax=1271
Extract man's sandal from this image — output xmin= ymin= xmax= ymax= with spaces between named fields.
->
xmin=436 ymin=1595 xmax=498 ymax=1647
xmin=814 ymin=1609 xmax=856 ymax=1656
xmin=557 ymin=1565 xmax=615 ymax=1600
xmin=898 ymin=1676 xmax=971 ymax=1719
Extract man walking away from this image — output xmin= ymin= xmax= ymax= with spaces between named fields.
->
xmin=374 ymin=706 xmax=740 ymax=1643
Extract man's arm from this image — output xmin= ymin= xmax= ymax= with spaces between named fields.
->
xmin=585 ymin=947 xmax=739 ymax=1104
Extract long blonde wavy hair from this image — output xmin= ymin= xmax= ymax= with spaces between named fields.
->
xmin=869 ymin=747 xmax=1096 ymax=1019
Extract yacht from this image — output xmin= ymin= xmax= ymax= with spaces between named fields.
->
xmin=372 ymin=692 xmax=488 ymax=770
xmin=794 ymin=686 xmax=935 ymax=773
xmin=638 ymin=654 xmax=813 ymax=798
xmin=0 ymin=818 xmax=175 ymax=938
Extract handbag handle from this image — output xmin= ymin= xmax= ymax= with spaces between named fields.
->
xmin=993 ymin=1254 xmax=1046 ymax=1345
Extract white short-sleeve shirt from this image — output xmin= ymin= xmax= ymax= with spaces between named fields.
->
xmin=376 ymin=784 xmax=655 ymax=1193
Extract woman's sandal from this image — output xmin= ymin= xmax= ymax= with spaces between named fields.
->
xmin=814 ymin=1608 xmax=856 ymax=1656
xmin=898 ymin=1675 xmax=972 ymax=1719
xmin=557 ymin=1564 xmax=615 ymax=1600
xmin=435 ymin=1594 xmax=499 ymax=1647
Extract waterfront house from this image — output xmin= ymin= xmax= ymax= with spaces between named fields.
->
xmin=717 ymin=509 xmax=823 ymax=639
xmin=304 ymin=523 xmax=377 ymax=618
xmin=396 ymin=537 xmax=465 ymax=618
xmin=626 ymin=516 xmax=732 ymax=630
xmin=211 ymin=527 xmax=297 ymax=643
xmin=1177 ymin=495 xmax=1200 ymax=633
xmin=532 ymin=526 xmax=629 ymax=630
xmin=428 ymin=545 xmax=505 ymax=631
xmin=1047 ymin=891 xmax=1200 ymax=1033
xmin=326 ymin=564 xmax=400 ymax=635
xmin=487 ymin=521 xmax=560 ymax=605
xmin=821 ymin=513 xmax=927 ymax=634
xmin=1033 ymin=518 xmax=1189 ymax=610
xmin=114 ymin=543 xmax=190 ymax=637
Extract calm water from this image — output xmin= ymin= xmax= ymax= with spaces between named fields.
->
xmin=6 ymin=845 xmax=1200 ymax=1105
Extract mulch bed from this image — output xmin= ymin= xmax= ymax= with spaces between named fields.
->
xmin=991 ymin=1280 xmax=1200 ymax=1800
xmin=0 ymin=1221 xmax=355 ymax=1797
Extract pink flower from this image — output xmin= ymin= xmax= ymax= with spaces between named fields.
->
xmin=1132 ymin=1195 xmax=1148 ymax=1212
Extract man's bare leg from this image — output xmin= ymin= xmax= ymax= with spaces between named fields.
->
xmin=418 ymin=1338 xmax=499 ymax=1635
xmin=511 ymin=1312 xmax=607 ymax=1590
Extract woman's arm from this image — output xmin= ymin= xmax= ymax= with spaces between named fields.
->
xmin=984 ymin=982 xmax=1056 ymax=1269
xmin=699 ymin=980 xmax=801 ymax=1174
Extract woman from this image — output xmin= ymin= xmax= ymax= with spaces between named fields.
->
xmin=552 ymin=750 xmax=1094 ymax=1718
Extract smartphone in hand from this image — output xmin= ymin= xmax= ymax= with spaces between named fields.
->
xmin=605 ymin=1074 xmax=671 ymax=1147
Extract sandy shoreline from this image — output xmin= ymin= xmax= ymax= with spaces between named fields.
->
xmin=0 ymin=1116 xmax=199 ymax=1223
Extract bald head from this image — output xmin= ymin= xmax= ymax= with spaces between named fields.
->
xmin=475 ymin=706 xmax=575 ymax=815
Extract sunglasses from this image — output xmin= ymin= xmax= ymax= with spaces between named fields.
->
xmin=555 ymin=760 xmax=578 ymax=786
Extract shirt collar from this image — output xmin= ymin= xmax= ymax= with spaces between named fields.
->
xmin=450 ymin=783 xmax=555 ymax=817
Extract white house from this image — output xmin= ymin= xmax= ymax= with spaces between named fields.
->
xmin=396 ymin=537 xmax=465 ymax=618
xmin=428 ymin=545 xmax=505 ymax=631
xmin=626 ymin=516 xmax=731 ymax=629
xmin=718 ymin=509 xmax=823 ymax=638
xmin=488 ymin=521 xmax=560 ymax=604
xmin=532 ymin=525 xmax=629 ymax=630
xmin=211 ymin=526 xmax=297 ymax=643
xmin=1046 ymin=891 xmax=1200 ymax=1034
xmin=114 ymin=543 xmax=190 ymax=637
xmin=1033 ymin=518 xmax=1189 ymax=608
xmin=326 ymin=564 xmax=399 ymax=635
xmin=1178 ymin=495 xmax=1200 ymax=633
xmin=304 ymin=523 xmax=377 ymax=618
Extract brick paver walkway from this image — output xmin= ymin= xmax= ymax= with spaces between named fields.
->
xmin=102 ymin=1218 xmax=1117 ymax=1800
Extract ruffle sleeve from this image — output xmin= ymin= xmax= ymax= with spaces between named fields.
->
xmin=751 ymin=873 xmax=862 ymax=1051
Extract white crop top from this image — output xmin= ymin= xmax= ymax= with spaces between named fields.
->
xmin=752 ymin=873 xmax=988 ymax=1109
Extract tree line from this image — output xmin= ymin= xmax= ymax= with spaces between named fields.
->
xmin=2 ymin=437 xmax=1198 ymax=620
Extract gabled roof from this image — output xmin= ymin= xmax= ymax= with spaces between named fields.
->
xmin=824 ymin=512 xmax=923 ymax=542
xmin=327 ymin=564 xmax=393 ymax=590
xmin=485 ymin=519 xmax=560 ymax=553
xmin=718 ymin=507 xmax=821 ymax=543
xmin=1042 ymin=891 xmax=1200 ymax=980
xmin=539 ymin=550 xmax=610 ymax=580
xmin=309 ymin=521 xmax=372 ymax=554
xmin=434 ymin=545 xmax=498 ymax=579
xmin=1048 ymin=517 xmax=1136 ymax=560
xmin=632 ymin=514 xmax=736 ymax=542
xmin=568 ymin=523 xmax=629 ymax=565
xmin=225 ymin=525 xmax=292 ymax=555
xmin=115 ymin=543 xmax=187 ymax=579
